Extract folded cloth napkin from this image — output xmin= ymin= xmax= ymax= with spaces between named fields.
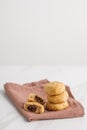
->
xmin=4 ymin=79 xmax=84 ymax=121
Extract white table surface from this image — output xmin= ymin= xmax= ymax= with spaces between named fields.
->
xmin=0 ymin=66 xmax=87 ymax=130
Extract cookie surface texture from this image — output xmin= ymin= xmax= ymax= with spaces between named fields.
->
xmin=44 ymin=81 xmax=65 ymax=96
xmin=47 ymin=91 xmax=69 ymax=104
xmin=46 ymin=101 xmax=69 ymax=111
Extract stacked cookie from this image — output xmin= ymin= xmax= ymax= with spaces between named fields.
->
xmin=44 ymin=81 xmax=69 ymax=111
xmin=24 ymin=93 xmax=45 ymax=114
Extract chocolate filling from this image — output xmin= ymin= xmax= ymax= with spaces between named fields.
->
xmin=35 ymin=96 xmax=45 ymax=105
xmin=27 ymin=105 xmax=37 ymax=112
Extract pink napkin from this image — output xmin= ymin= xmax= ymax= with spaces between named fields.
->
xmin=4 ymin=79 xmax=84 ymax=121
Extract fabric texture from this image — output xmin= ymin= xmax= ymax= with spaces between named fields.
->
xmin=4 ymin=79 xmax=84 ymax=121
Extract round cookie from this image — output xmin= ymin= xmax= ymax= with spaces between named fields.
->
xmin=24 ymin=101 xmax=44 ymax=114
xmin=44 ymin=81 xmax=65 ymax=96
xmin=47 ymin=91 xmax=69 ymax=104
xmin=46 ymin=101 xmax=69 ymax=111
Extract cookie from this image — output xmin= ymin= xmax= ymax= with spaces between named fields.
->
xmin=46 ymin=101 xmax=69 ymax=111
xmin=47 ymin=91 xmax=69 ymax=104
xmin=44 ymin=81 xmax=65 ymax=96
xmin=24 ymin=102 xmax=44 ymax=114
xmin=28 ymin=93 xmax=45 ymax=105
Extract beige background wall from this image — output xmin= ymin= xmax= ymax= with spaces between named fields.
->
xmin=0 ymin=0 xmax=87 ymax=65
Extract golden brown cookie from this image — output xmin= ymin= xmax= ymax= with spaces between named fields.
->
xmin=24 ymin=102 xmax=44 ymax=114
xmin=44 ymin=81 xmax=65 ymax=96
xmin=28 ymin=93 xmax=45 ymax=105
xmin=47 ymin=91 xmax=69 ymax=104
xmin=46 ymin=101 xmax=69 ymax=111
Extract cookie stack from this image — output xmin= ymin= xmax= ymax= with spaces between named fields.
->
xmin=44 ymin=81 xmax=69 ymax=111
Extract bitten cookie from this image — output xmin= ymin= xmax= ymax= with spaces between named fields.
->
xmin=47 ymin=91 xmax=69 ymax=104
xmin=46 ymin=101 xmax=69 ymax=111
xmin=24 ymin=102 xmax=44 ymax=114
xmin=28 ymin=93 xmax=45 ymax=105
xmin=44 ymin=81 xmax=65 ymax=95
